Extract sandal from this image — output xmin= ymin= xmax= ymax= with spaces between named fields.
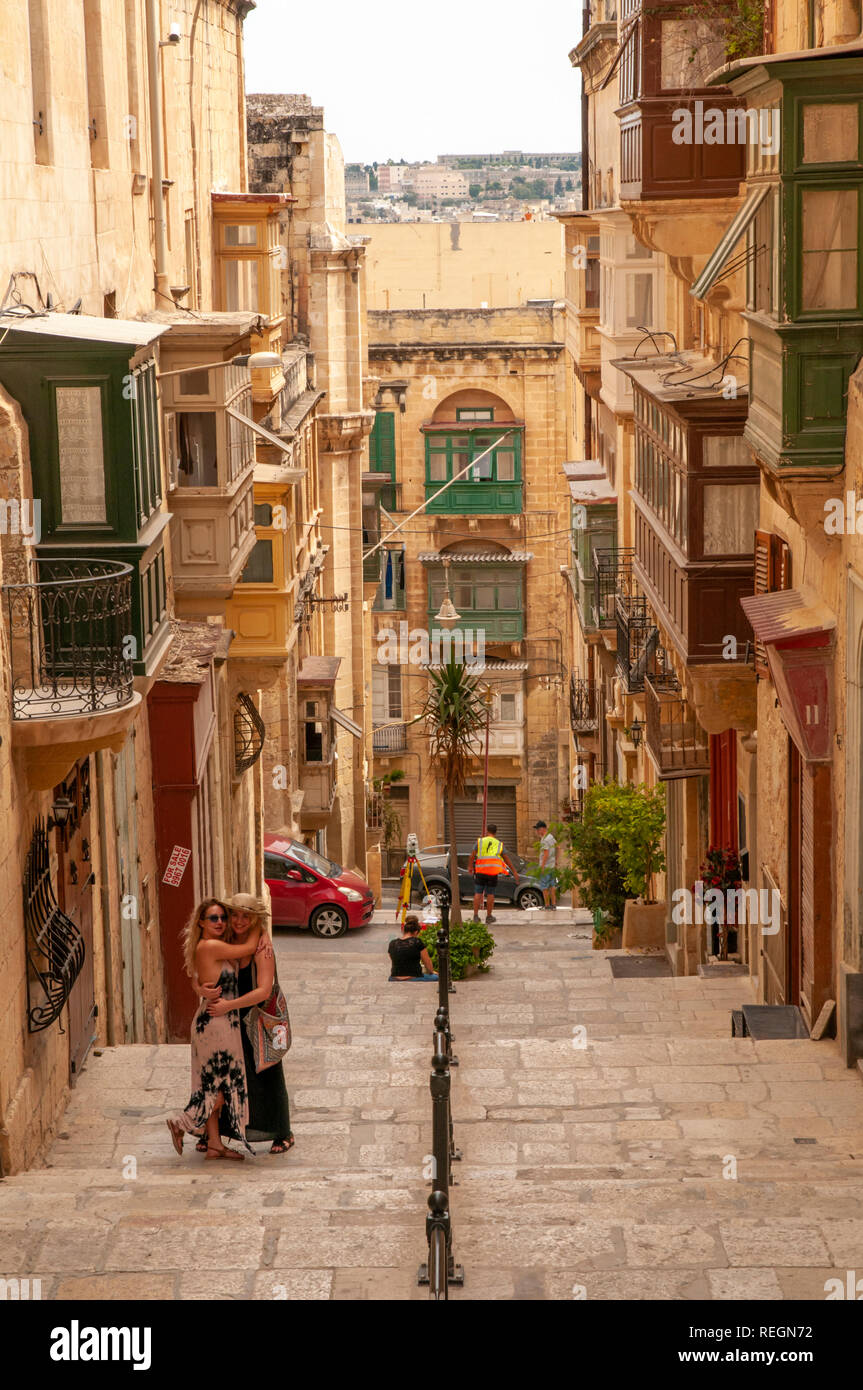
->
xmin=270 ymin=1136 xmax=295 ymax=1155
xmin=195 ymin=1138 xmax=208 ymax=1154
xmin=166 ymin=1119 xmax=184 ymax=1156
xmin=205 ymin=1146 xmax=245 ymax=1161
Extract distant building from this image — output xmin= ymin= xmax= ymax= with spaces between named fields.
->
xmin=378 ymin=164 xmax=412 ymax=194
xmin=345 ymin=165 xmax=370 ymax=197
xmin=412 ymin=166 xmax=469 ymax=204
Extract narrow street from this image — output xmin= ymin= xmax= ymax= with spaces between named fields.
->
xmin=3 ymin=911 xmax=862 ymax=1301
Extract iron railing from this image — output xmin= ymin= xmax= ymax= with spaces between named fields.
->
xmin=24 ymin=818 xmax=85 ymax=1032
xmin=418 ymin=903 xmax=464 ymax=1299
xmin=570 ymin=674 xmax=599 ymax=734
xmin=645 ymin=673 xmax=710 ymax=779
xmin=591 ymin=547 xmax=635 ymax=628
xmin=615 ymin=591 xmax=665 ymax=693
xmin=234 ymin=692 xmax=266 ymax=774
xmin=3 ymin=559 xmax=134 ymax=720
xmin=373 ymin=722 xmax=407 ymax=753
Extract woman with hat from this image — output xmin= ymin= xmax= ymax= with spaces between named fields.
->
xmin=203 ymin=892 xmax=294 ymax=1155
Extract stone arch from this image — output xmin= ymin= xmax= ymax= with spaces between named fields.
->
xmin=430 ymin=388 xmax=516 ymax=425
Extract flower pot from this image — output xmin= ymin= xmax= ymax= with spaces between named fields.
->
xmin=463 ymin=962 xmax=480 ymax=977
xmin=622 ymin=899 xmax=667 ymax=950
xmin=593 ymin=927 xmax=622 ymax=950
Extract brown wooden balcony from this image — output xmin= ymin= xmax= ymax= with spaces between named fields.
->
xmin=619 ymin=99 xmax=744 ymax=203
xmin=645 ymin=673 xmax=710 ymax=779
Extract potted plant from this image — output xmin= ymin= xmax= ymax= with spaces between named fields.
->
xmin=420 ymin=919 xmax=495 ymax=980
xmin=550 ymin=783 xmax=629 ymax=948
xmin=697 ymin=846 xmax=743 ymax=961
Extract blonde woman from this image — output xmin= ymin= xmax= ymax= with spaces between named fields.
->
xmin=166 ymin=897 xmax=261 ymax=1161
xmin=213 ymin=893 xmax=294 ymax=1155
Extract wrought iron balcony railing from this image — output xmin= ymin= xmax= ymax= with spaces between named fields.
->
xmin=234 ymin=692 xmax=265 ymax=774
xmin=645 ymin=673 xmax=710 ymax=780
xmin=592 ymin=547 xmax=635 ymax=628
xmin=616 ymin=592 xmax=666 ymax=693
xmin=373 ymin=722 xmax=407 ymax=754
xmin=570 ymin=674 xmax=599 ymax=734
xmin=3 ymin=559 xmax=135 ymax=720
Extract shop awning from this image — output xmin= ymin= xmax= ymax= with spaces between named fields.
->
xmin=690 ymin=186 xmax=770 ymax=300
xmin=418 ymin=551 xmax=532 ymax=564
xmin=740 ymin=588 xmax=836 ymax=762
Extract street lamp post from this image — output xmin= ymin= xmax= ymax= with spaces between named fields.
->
xmin=481 ymin=685 xmax=494 ymax=837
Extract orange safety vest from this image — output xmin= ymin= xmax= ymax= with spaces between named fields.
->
xmin=475 ymin=836 xmax=506 ymax=875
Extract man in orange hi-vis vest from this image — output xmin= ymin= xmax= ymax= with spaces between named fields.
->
xmin=467 ymin=823 xmax=518 ymax=925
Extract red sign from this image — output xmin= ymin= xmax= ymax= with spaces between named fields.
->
xmin=162 ymin=845 xmax=192 ymax=887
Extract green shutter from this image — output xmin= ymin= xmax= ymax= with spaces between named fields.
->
xmin=370 ymin=411 xmax=396 ymax=482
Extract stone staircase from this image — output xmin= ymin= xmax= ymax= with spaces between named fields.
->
xmin=2 ymin=912 xmax=862 ymax=1300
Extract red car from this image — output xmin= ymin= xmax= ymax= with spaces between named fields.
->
xmin=264 ymin=834 xmax=375 ymax=938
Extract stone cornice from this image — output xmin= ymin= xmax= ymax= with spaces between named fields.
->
xmin=317 ymin=411 xmax=375 ymax=451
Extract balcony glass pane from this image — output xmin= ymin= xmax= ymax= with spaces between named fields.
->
xmin=801 ymin=189 xmax=858 ymax=311
xmin=802 ymin=104 xmax=858 ymax=164
xmin=474 ymin=583 xmax=496 ymax=608
xmin=223 ymin=257 xmax=260 ymax=312
xmin=177 ymin=368 xmax=211 ymax=397
xmin=177 ymin=412 xmax=218 ymax=487
xmin=702 ymin=483 xmax=758 ymax=556
xmin=471 ymin=454 xmax=493 ymax=481
xmin=496 ymin=583 xmax=520 ymax=609
xmin=660 ymin=20 xmax=726 ymax=89
xmin=224 ymin=223 xmax=258 ymax=246
xmin=702 ymin=434 xmax=750 ymax=467
xmin=240 ymin=538 xmax=274 ymax=583
xmin=428 ymin=453 xmax=448 ymax=481
xmin=626 ymin=273 xmax=653 ymax=327
xmin=495 ymin=449 xmax=515 ymax=480
xmin=455 ymin=584 xmax=474 ymax=608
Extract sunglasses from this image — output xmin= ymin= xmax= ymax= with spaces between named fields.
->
xmin=204 ymin=912 xmax=226 ymax=922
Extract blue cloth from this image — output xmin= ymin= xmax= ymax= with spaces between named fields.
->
xmin=388 ymin=974 xmax=439 ymax=982
xmin=384 ymin=550 xmax=393 ymax=598
xmin=474 ymin=872 xmax=498 ymax=892
xmin=539 ymin=871 xmax=556 ymax=890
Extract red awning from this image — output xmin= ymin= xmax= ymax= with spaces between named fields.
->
xmin=740 ymin=588 xmax=836 ymax=762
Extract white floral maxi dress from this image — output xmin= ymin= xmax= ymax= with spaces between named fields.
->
xmin=175 ymin=963 xmax=250 ymax=1146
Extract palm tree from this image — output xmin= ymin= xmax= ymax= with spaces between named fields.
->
xmin=419 ymin=660 xmax=486 ymax=926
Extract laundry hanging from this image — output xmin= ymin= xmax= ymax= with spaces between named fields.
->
xmin=384 ymin=549 xmax=394 ymax=598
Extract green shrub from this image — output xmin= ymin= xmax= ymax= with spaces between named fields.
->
xmin=420 ymin=919 xmax=495 ymax=980
xmin=550 ymin=779 xmax=666 ymax=927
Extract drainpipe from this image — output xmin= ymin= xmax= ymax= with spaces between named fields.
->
xmin=145 ymin=0 xmax=171 ymax=305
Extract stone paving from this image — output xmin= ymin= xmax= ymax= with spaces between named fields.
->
xmin=2 ymin=905 xmax=863 ymax=1300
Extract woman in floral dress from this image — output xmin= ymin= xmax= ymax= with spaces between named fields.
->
xmin=166 ymin=898 xmax=261 ymax=1162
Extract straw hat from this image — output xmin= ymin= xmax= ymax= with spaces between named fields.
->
xmin=224 ymin=892 xmax=269 ymax=921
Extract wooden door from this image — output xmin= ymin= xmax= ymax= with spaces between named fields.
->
xmin=57 ymin=760 xmax=97 ymax=1082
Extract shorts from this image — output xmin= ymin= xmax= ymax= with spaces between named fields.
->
xmin=539 ymin=871 xmax=556 ymax=890
xmin=474 ymin=872 xmax=498 ymax=892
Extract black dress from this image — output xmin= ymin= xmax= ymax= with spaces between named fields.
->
xmin=222 ymin=959 xmax=292 ymax=1144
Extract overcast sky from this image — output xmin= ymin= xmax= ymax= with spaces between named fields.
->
xmin=243 ymin=0 xmax=581 ymax=165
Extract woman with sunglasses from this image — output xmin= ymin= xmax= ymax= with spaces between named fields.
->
xmin=166 ymin=898 xmax=261 ymax=1161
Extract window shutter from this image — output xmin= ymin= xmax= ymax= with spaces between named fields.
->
xmin=370 ymin=411 xmax=396 ymax=482
xmin=752 ymin=530 xmax=791 ymax=679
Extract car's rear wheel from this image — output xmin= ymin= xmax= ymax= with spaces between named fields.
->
xmin=517 ymin=887 xmax=544 ymax=910
xmin=427 ymin=883 xmax=451 ymax=909
xmin=310 ymin=905 xmax=348 ymax=938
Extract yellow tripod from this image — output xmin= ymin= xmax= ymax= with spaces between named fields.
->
xmin=396 ymin=852 xmax=430 ymax=923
